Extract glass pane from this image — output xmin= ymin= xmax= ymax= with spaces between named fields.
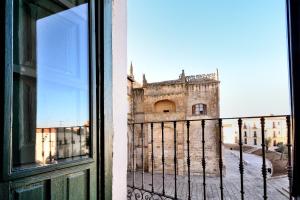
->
xmin=199 ymin=104 xmax=203 ymax=111
xmin=12 ymin=0 xmax=90 ymax=170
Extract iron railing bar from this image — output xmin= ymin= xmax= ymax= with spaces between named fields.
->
xmin=127 ymin=115 xmax=290 ymax=125
xmin=49 ymin=128 xmax=52 ymax=162
xmin=79 ymin=127 xmax=82 ymax=157
xmin=162 ymin=122 xmax=165 ymax=196
xmin=218 ymin=119 xmax=224 ymax=200
xmin=238 ymin=118 xmax=245 ymax=200
xmin=71 ymin=127 xmax=74 ymax=159
xmin=260 ymin=117 xmax=268 ymax=200
xmin=174 ymin=121 xmax=178 ymax=199
xmin=56 ymin=128 xmax=59 ymax=160
xmin=63 ymin=127 xmax=66 ymax=159
xmin=201 ymin=119 xmax=206 ymax=200
xmin=151 ymin=123 xmax=154 ymax=193
xmin=42 ymin=128 xmax=45 ymax=164
xmin=286 ymin=116 xmax=293 ymax=200
xmin=132 ymin=124 xmax=135 ymax=187
xmin=85 ymin=126 xmax=89 ymax=155
xmin=141 ymin=123 xmax=144 ymax=190
xmin=187 ymin=120 xmax=191 ymax=200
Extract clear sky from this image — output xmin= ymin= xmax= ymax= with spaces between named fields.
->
xmin=36 ymin=3 xmax=89 ymax=127
xmin=128 ymin=0 xmax=291 ymax=117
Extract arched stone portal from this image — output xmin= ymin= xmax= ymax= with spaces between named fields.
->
xmin=154 ymin=99 xmax=176 ymax=113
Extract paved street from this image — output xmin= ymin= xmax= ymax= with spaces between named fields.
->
xmin=128 ymin=148 xmax=290 ymax=200
xmin=229 ymin=149 xmax=273 ymax=178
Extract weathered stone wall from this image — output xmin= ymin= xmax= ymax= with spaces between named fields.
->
xmin=187 ymin=120 xmax=220 ymax=176
xmin=185 ymin=82 xmax=220 ymax=175
xmin=146 ymin=122 xmax=185 ymax=175
xmin=186 ymin=82 xmax=220 ymax=118
xmin=143 ymin=83 xmax=187 ymax=114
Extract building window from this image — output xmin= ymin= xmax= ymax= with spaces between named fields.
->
xmin=254 ymin=138 xmax=257 ymax=145
xmin=192 ymin=103 xmax=207 ymax=115
xmin=244 ymin=138 xmax=247 ymax=144
xmin=244 ymin=131 xmax=247 ymax=137
xmin=273 ymin=140 xmax=277 ymax=146
xmin=253 ymin=131 xmax=257 ymax=137
xmin=273 ymin=131 xmax=276 ymax=138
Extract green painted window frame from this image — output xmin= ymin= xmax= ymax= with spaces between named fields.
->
xmin=1 ymin=0 xmax=97 ymax=181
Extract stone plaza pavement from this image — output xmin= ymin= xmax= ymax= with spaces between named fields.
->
xmin=127 ymin=148 xmax=290 ymax=200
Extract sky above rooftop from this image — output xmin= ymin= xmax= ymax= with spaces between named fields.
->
xmin=128 ymin=0 xmax=290 ymax=117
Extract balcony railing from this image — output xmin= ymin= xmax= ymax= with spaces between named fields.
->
xmin=127 ymin=115 xmax=293 ymax=200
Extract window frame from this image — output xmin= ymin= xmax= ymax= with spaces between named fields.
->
xmin=1 ymin=0 xmax=97 ymax=180
xmin=192 ymin=103 xmax=207 ymax=116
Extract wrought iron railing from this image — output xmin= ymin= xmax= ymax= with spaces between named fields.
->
xmin=127 ymin=115 xmax=293 ymax=200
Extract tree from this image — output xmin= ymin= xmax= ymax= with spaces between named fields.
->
xmin=265 ymin=137 xmax=272 ymax=152
xmin=277 ymin=143 xmax=287 ymax=160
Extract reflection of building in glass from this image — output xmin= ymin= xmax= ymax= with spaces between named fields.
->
xmin=128 ymin=66 xmax=221 ymax=176
xmin=35 ymin=126 xmax=90 ymax=166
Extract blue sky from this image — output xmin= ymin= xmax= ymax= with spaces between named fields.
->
xmin=37 ymin=4 xmax=89 ymax=127
xmin=128 ymin=0 xmax=290 ymax=117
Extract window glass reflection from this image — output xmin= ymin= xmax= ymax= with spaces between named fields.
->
xmin=12 ymin=0 xmax=90 ymax=169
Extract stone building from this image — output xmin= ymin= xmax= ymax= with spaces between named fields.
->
xmin=128 ymin=66 xmax=221 ymax=176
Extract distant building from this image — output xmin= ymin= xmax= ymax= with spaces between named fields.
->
xmin=223 ymin=118 xmax=287 ymax=148
xmin=127 ymin=64 xmax=221 ymax=176
xmin=233 ymin=117 xmax=287 ymax=148
xmin=223 ymin=123 xmax=235 ymax=144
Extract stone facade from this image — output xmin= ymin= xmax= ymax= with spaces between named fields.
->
xmin=128 ymin=67 xmax=221 ymax=176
